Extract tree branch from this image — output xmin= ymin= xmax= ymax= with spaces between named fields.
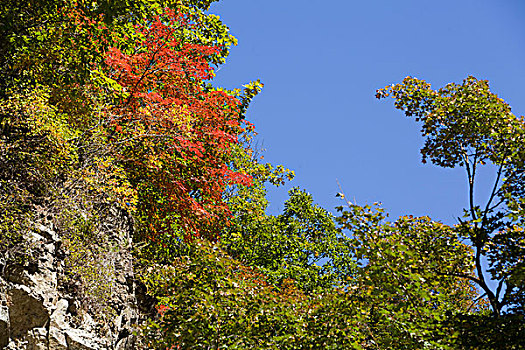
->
xmin=481 ymin=155 xmax=506 ymax=228
xmin=462 ymin=145 xmax=477 ymax=224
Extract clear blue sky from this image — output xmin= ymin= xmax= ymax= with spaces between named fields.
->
xmin=209 ymin=0 xmax=525 ymax=224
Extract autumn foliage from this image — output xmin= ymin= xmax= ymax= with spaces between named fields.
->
xmin=99 ymin=7 xmax=253 ymax=240
xmin=2 ymin=1 xmax=524 ymax=349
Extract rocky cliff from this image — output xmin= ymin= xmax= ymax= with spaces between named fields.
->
xmin=0 ymin=206 xmax=142 ymax=350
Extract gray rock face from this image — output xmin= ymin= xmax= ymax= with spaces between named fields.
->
xmin=0 ymin=207 xmax=142 ymax=350
xmin=8 ymin=287 xmax=49 ymax=338
xmin=0 ymin=301 xmax=8 ymax=348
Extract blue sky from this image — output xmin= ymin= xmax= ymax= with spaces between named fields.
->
xmin=209 ymin=0 xmax=525 ymax=224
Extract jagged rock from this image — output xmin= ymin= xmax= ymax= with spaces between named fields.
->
xmin=7 ymin=287 xmax=49 ymax=338
xmin=80 ymin=312 xmax=95 ymax=333
xmin=66 ymin=329 xmax=101 ymax=350
xmin=1 ymin=207 xmax=142 ymax=350
xmin=35 ymin=223 xmax=58 ymax=242
xmin=49 ymin=327 xmax=68 ymax=350
xmin=26 ymin=327 xmax=47 ymax=350
xmin=0 ymin=303 xmax=9 ymax=348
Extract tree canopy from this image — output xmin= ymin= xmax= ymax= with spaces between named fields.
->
xmin=1 ymin=1 xmax=524 ymax=349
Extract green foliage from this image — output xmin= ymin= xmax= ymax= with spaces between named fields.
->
xmin=224 ymin=116 xmax=294 ymax=222
xmin=378 ymin=75 xmax=525 ymax=344
xmin=0 ymin=87 xmax=73 ymax=268
xmin=6 ymin=0 xmax=525 ymax=348
xmin=223 ymin=188 xmax=355 ymax=293
xmin=0 ymin=194 xmax=31 ymax=270
xmin=0 ymin=81 xmax=129 ymax=322
xmin=57 ymin=204 xmax=131 ymax=320
xmin=337 ymin=202 xmax=484 ymax=349
xmin=141 ymin=240 xmax=366 ymax=349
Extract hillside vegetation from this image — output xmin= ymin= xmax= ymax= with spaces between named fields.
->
xmin=1 ymin=0 xmax=523 ymax=348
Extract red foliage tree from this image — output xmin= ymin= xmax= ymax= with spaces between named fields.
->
xmin=102 ymin=7 xmax=252 ymax=240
